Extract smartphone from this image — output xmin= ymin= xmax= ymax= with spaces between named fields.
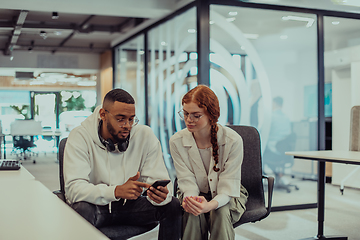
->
xmin=142 ymin=179 xmax=171 ymax=196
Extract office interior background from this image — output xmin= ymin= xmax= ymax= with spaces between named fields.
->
xmin=1 ymin=0 xmax=360 ymax=227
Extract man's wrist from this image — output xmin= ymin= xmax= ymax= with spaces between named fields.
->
xmin=114 ymin=185 xmax=121 ymax=199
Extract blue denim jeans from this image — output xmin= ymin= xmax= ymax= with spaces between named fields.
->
xmin=72 ymin=196 xmax=182 ymax=240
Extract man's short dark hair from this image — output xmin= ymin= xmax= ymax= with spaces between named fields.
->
xmin=104 ymin=89 xmax=135 ymax=105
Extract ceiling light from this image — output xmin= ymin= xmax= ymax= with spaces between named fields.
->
xmin=244 ymin=33 xmax=259 ymax=39
xmin=188 ymin=29 xmax=196 ymax=34
xmin=52 ymin=12 xmax=59 ymax=20
xmin=139 ymin=50 xmax=145 ymax=55
xmin=161 ymin=41 xmax=167 ymax=46
xmin=77 ymin=81 xmax=96 ymax=86
xmin=228 ymin=11 xmax=238 ymax=16
xmin=40 ymin=31 xmax=47 ymax=39
xmin=226 ymin=17 xmax=236 ymax=22
xmin=209 ymin=20 xmax=215 ymax=25
xmin=54 ymin=31 xmax=62 ymax=36
xmin=334 ymin=0 xmax=360 ymax=7
xmin=30 ymin=81 xmax=45 ymax=85
xmin=280 ymin=35 xmax=288 ymax=40
xmin=82 ymin=24 xmax=89 ymax=30
xmin=44 ymin=78 xmax=57 ymax=84
xmin=332 ymin=21 xmax=340 ymax=25
xmin=282 ymin=15 xmax=315 ymax=28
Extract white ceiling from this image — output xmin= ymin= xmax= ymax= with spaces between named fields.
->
xmin=0 ymin=0 xmax=178 ymax=19
xmin=0 ymin=0 xmax=193 ymax=54
xmin=0 ymin=0 xmax=193 ymax=78
xmin=245 ymin=0 xmax=360 ymax=14
xmin=1 ymin=0 xmax=360 ymax=78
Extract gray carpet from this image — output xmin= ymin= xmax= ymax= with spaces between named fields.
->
xmin=19 ymin=152 xmax=360 ymax=240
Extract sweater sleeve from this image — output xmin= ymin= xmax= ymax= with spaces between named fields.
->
xmin=169 ymin=137 xmax=200 ymax=199
xmin=136 ymin=129 xmax=172 ymax=206
xmin=216 ymin=135 xmax=243 ymax=198
xmin=212 ymin=194 xmax=231 ymax=209
xmin=64 ymin=130 xmax=118 ymax=205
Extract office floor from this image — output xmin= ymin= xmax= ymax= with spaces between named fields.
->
xmin=18 ymin=152 xmax=360 ymax=240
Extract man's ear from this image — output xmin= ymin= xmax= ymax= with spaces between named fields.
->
xmin=99 ymin=108 xmax=106 ymax=121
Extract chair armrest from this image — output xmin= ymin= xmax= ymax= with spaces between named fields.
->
xmin=53 ymin=190 xmax=67 ymax=203
xmin=262 ymin=175 xmax=274 ymax=218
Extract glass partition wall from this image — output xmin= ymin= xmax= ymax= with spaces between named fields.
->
xmin=147 ymin=8 xmax=197 ymax=175
xmin=114 ymin=35 xmax=146 ymax=125
xmin=324 ymin=16 xmax=360 ymax=189
xmin=114 ymin=1 xmax=360 ymax=209
xmin=115 ymin=7 xmax=197 ymax=178
xmin=209 ymin=5 xmax=318 ymax=207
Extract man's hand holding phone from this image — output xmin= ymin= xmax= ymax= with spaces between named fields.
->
xmin=114 ymin=172 xmax=150 ymax=200
xmin=143 ymin=180 xmax=171 ymax=204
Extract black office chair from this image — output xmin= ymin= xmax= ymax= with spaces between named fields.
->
xmin=173 ymin=125 xmax=274 ymax=227
xmin=12 ymin=135 xmax=37 ymax=163
xmin=263 ymin=132 xmax=299 ymax=193
xmin=53 ymin=138 xmax=158 ymax=240
xmin=229 ymin=125 xmax=274 ymax=226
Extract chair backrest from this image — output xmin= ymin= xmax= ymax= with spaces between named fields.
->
xmin=227 ymin=125 xmax=272 ymax=227
xmin=276 ymin=132 xmax=296 ymax=154
xmin=56 ymin=137 xmax=159 ymax=239
xmin=276 ymin=131 xmax=297 ymax=165
xmin=10 ymin=120 xmax=42 ymax=136
xmin=13 ymin=136 xmax=34 ymax=150
xmin=58 ymin=137 xmax=67 ymax=195
xmin=350 ymin=106 xmax=360 ymax=151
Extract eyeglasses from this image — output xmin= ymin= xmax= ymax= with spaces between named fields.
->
xmin=178 ymin=109 xmax=203 ymax=122
xmin=105 ymin=109 xmax=139 ymax=128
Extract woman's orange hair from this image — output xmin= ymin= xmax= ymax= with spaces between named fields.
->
xmin=182 ymin=85 xmax=220 ymax=172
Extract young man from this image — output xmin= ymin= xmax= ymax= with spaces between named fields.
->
xmin=64 ymin=89 xmax=181 ymax=240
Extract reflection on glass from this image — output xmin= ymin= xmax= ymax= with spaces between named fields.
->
xmin=210 ymin=4 xmax=318 ymax=206
xmin=147 ymin=7 xmax=197 ymax=172
xmin=114 ymin=35 xmax=145 ymax=124
xmin=0 ymin=90 xmax=30 ymax=134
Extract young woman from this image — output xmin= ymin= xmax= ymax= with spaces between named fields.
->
xmin=169 ymin=85 xmax=248 ymax=240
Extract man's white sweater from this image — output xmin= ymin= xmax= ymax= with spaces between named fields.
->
xmin=64 ymin=106 xmax=172 ymax=206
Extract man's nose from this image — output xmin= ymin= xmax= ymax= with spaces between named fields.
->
xmin=122 ymin=120 xmax=131 ymax=128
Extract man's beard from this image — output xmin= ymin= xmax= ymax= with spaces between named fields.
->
xmin=106 ymin=121 xmax=128 ymax=144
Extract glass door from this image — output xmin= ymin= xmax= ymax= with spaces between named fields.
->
xmin=31 ymin=91 xmax=60 ymax=152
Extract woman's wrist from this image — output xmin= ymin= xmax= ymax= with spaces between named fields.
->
xmin=207 ymin=199 xmax=219 ymax=212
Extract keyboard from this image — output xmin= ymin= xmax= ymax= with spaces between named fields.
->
xmin=0 ymin=160 xmax=21 ymax=170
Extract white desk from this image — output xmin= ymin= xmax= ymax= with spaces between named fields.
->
xmin=1 ymin=131 xmax=62 ymax=159
xmin=286 ymin=150 xmax=360 ymax=240
xmin=287 ymin=150 xmax=360 ymax=165
xmin=0 ymin=180 xmax=109 ymax=240
xmin=0 ymin=165 xmax=35 ymax=181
